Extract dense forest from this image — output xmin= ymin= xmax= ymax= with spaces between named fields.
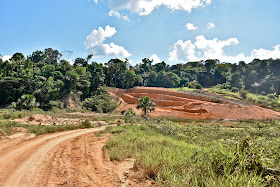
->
xmin=0 ymin=48 xmax=280 ymax=110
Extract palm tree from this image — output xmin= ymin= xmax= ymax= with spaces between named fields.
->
xmin=136 ymin=96 xmax=155 ymax=117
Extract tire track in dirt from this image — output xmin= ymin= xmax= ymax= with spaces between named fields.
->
xmin=36 ymin=133 xmax=121 ymax=187
xmin=0 ymin=127 xmax=122 ymax=187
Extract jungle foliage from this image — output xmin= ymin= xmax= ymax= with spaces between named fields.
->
xmin=1 ymin=49 xmax=280 ymax=110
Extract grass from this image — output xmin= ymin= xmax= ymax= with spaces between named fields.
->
xmin=209 ymin=87 xmax=280 ymax=110
xmin=0 ymin=120 xmax=93 ymax=136
xmin=0 ymin=108 xmax=123 ymax=137
xmin=104 ymin=120 xmax=280 ymax=186
xmin=0 ymin=109 xmax=110 ymax=136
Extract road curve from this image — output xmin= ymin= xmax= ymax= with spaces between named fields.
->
xmin=0 ymin=127 xmax=117 ymax=187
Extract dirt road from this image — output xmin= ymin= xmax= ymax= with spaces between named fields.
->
xmin=0 ymin=127 xmax=128 ymax=187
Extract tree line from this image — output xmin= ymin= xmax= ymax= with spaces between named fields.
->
xmin=0 ymin=48 xmax=279 ymax=110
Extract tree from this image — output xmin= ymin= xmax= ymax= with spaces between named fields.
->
xmin=10 ymin=53 xmax=25 ymax=62
xmin=124 ymin=70 xmax=136 ymax=88
xmin=44 ymin=48 xmax=62 ymax=64
xmin=74 ymin=58 xmax=87 ymax=67
xmin=147 ymin=71 xmax=158 ymax=87
xmin=136 ymin=96 xmax=155 ymax=117
xmin=28 ymin=50 xmax=47 ymax=63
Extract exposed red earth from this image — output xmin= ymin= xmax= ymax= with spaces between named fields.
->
xmin=110 ymin=87 xmax=280 ymax=120
xmin=0 ymin=127 xmax=151 ymax=187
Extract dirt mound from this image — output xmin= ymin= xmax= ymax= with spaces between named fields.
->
xmin=11 ymin=127 xmax=27 ymax=133
xmin=110 ymin=87 xmax=280 ymax=120
xmin=14 ymin=114 xmax=81 ymax=126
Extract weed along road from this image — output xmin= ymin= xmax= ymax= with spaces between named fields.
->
xmin=0 ymin=126 xmax=121 ymax=187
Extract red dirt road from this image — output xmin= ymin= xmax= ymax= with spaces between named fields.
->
xmin=0 ymin=128 xmax=132 ymax=187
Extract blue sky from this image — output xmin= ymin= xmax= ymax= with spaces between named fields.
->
xmin=1 ymin=0 xmax=280 ymax=64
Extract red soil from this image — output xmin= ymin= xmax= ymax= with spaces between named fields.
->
xmin=110 ymin=87 xmax=280 ymax=120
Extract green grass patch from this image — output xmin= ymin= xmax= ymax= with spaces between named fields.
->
xmin=104 ymin=120 xmax=280 ymax=186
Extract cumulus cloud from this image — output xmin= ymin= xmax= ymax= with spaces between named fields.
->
xmin=84 ymin=25 xmax=131 ymax=58
xmin=0 ymin=55 xmax=12 ymax=61
xmin=149 ymin=54 xmax=161 ymax=62
xmin=186 ymin=23 xmax=198 ymax=30
xmin=169 ymin=35 xmax=280 ymax=63
xmin=169 ymin=40 xmax=197 ymax=63
xmin=194 ymin=35 xmax=239 ymax=59
xmin=207 ymin=22 xmax=215 ymax=29
xmin=109 ymin=10 xmax=129 ymax=21
xmin=251 ymin=45 xmax=280 ymax=59
xmin=100 ymin=0 xmax=211 ymax=16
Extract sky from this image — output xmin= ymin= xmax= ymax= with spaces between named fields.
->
xmin=1 ymin=0 xmax=280 ymax=65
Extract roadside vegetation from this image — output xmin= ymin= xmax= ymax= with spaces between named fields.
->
xmin=209 ymin=85 xmax=280 ymax=110
xmin=0 ymin=109 xmax=117 ymax=136
xmin=104 ymin=119 xmax=280 ymax=186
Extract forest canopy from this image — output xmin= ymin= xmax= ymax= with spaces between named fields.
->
xmin=0 ymin=48 xmax=280 ymax=110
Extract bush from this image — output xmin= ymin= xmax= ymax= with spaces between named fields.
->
xmin=231 ymin=87 xmax=239 ymax=93
xmin=188 ymin=81 xmax=203 ymax=89
xmin=47 ymin=100 xmax=64 ymax=110
xmin=14 ymin=94 xmax=39 ymax=110
xmin=82 ymin=94 xmax=118 ymax=113
xmin=222 ymin=82 xmax=231 ymax=89
xmin=246 ymin=97 xmax=256 ymax=103
xmin=270 ymin=100 xmax=279 ymax=108
xmin=124 ymin=108 xmax=137 ymax=123
xmin=239 ymin=89 xmax=248 ymax=99
xmin=267 ymin=94 xmax=276 ymax=101
xmin=82 ymin=119 xmax=91 ymax=128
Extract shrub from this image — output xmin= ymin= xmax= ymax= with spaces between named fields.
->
xmin=14 ymin=94 xmax=39 ymax=110
xmin=246 ymin=97 xmax=256 ymax=103
xmin=221 ymin=82 xmax=231 ymax=89
xmin=188 ymin=81 xmax=203 ymax=89
xmin=48 ymin=100 xmax=64 ymax=110
xmin=239 ymin=89 xmax=248 ymax=99
xmin=231 ymin=87 xmax=239 ymax=93
xmin=82 ymin=119 xmax=91 ymax=128
xmin=267 ymin=94 xmax=276 ymax=101
xmin=82 ymin=94 xmax=118 ymax=113
xmin=124 ymin=108 xmax=137 ymax=123
xmin=270 ymin=100 xmax=279 ymax=108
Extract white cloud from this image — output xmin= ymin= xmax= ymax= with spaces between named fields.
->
xmin=194 ymin=35 xmax=239 ymax=59
xmin=169 ymin=40 xmax=197 ymax=63
xmin=149 ymin=54 xmax=161 ymax=62
xmin=66 ymin=59 xmax=74 ymax=65
xmin=0 ymin=55 xmax=12 ymax=61
xmin=109 ymin=10 xmax=129 ymax=21
xmin=186 ymin=23 xmax=198 ymax=30
xmin=169 ymin=35 xmax=280 ymax=63
xmin=207 ymin=22 xmax=215 ymax=29
xmin=84 ymin=25 xmax=131 ymax=58
xmin=251 ymin=45 xmax=280 ymax=60
xmin=108 ymin=0 xmax=211 ymax=16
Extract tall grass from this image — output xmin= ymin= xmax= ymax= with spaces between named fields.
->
xmin=104 ymin=120 xmax=280 ymax=186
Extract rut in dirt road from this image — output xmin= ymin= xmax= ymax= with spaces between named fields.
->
xmin=0 ymin=127 xmax=122 ymax=187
